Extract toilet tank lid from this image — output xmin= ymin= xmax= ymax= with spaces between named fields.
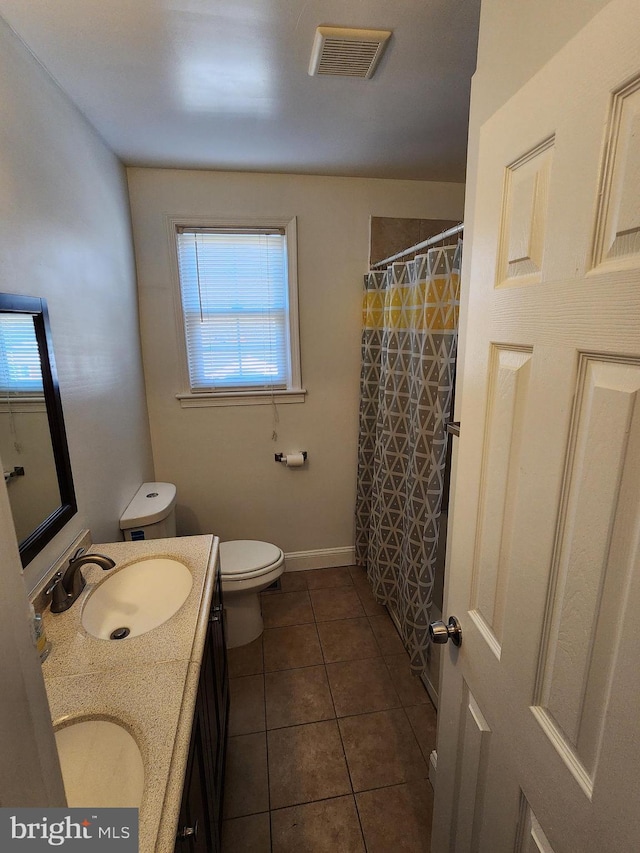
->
xmin=119 ymin=482 xmax=177 ymax=529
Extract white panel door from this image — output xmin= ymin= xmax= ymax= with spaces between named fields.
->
xmin=432 ymin=2 xmax=640 ymax=851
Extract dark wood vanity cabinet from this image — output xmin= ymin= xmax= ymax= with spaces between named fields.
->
xmin=175 ymin=559 xmax=229 ymax=853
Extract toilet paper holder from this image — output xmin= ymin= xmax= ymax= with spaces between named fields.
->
xmin=274 ymin=451 xmax=308 ymax=463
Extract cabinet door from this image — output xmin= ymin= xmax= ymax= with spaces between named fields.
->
xmin=177 ymin=553 xmax=230 ymax=853
xmin=210 ymin=558 xmax=229 ymax=790
xmin=200 ymin=558 xmax=228 ymax=835
xmin=174 ymin=685 xmax=217 ymax=853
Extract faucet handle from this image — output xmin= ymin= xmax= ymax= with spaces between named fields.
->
xmin=48 ymin=571 xmax=71 ymax=612
xmin=70 ymin=547 xmax=86 ymax=563
xmin=45 ymin=570 xmax=63 ymax=597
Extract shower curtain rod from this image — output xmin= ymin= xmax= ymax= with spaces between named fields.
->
xmin=371 ymin=222 xmax=464 ymax=269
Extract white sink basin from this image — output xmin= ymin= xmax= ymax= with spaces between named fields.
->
xmin=81 ymin=557 xmax=193 ymax=640
xmin=55 ymin=719 xmax=144 ymax=807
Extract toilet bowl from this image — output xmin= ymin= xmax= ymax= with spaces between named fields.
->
xmin=119 ymin=484 xmax=284 ymax=648
xmin=220 ymin=540 xmax=285 ymax=649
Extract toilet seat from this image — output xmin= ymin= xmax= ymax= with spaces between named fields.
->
xmin=220 ymin=540 xmax=284 ymax=582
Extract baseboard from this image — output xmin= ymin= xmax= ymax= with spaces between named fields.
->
xmin=385 ymin=602 xmax=404 ymax=643
xmin=386 ymin=602 xmax=440 ymax=710
xmin=421 ymin=669 xmax=439 ymax=710
xmin=283 ymin=546 xmax=356 ymax=572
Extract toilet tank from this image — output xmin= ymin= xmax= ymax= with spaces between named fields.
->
xmin=120 ymin=482 xmax=177 ymax=541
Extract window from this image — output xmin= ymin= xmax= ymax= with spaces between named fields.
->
xmin=173 ymin=219 xmax=304 ymax=406
xmin=0 ymin=314 xmax=43 ymax=396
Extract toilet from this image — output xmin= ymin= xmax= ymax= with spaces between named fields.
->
xmin=120 ymin=482 xmax=177 ymax=541
xmin=119 ymin=483 xmax=284 ymax=649
xmin=218 ymin=540 xmax=284 ymax=649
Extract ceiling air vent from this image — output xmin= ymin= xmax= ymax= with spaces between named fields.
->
xmin=308 ymin=26 xmax=391 ymax=79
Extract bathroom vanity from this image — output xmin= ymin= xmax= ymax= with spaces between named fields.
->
xmin=175 ymin=544 xmax=228 ymax=852
xmin=40 ymin=534 xmax=228 ymax=853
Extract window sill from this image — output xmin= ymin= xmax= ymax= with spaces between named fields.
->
xmin=0 ymin=396 xmax=46 ymax=413
xmin=176 ymin=389 xmax=307 ymax=408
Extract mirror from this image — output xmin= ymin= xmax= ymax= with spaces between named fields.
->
xmin=0 ymin=293 xmax=77 ymax=567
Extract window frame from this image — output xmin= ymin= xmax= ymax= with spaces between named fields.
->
xmin=168 ymin=215 xmax=305 ymax=408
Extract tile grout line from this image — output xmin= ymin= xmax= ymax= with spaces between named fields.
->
xmin=335 ymin=723 xmax=368 ymax=852
xmin=264 ymin=660 xmax=325 ymax=676
xmin=222 ymin=778 xmax=431 ymax=823
xmin=267 ymin=600 xmax=344 ymax=819
xmin=314 ymin=601 xmax=340 ymax=727
xmin=266 ymin=576 xmax=353 ymax=847
xmin=399 ymin=705 xmax=431 ymax=776
xmin=316 ymin=603 xmax=369 ymax=852
xmin=233 ymin=699 xmax=435 ymax=736
xmin=317 ymin=611 xmax=329 ymax=665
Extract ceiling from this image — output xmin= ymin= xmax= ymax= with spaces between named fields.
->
xmin=0 ymin=0 xmax=480 ymax=181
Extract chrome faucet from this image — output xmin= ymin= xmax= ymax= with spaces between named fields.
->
xmin=49 ymin=547 xmax=116 ymax=614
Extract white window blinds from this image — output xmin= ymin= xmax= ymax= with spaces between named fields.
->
xmin=176 ymin=228 xmax=291 ymax=392
xmin=0 ymin=314 xmax=43 ymax=395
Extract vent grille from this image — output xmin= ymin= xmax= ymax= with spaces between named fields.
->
xmin=309 ymin=27 xmax=391 ymax=79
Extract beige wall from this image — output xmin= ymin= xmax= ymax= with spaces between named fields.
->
xmin=473 ymin=0 xmax=611 ymax=127
xmin=127 ymin=169 xmax=464 ymax=560
xmin=0 ymin=16 xmax=154 ymax=592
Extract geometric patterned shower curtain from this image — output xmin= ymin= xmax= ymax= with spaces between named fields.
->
xmin=355 ymin=242 xmax=462 ymax=675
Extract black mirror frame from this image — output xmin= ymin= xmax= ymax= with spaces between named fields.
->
xmin=0 ymin=293 xmax=77 ymax=567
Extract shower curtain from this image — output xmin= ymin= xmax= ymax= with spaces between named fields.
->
xmin=355 ymin=242 xmax=462 ymax=674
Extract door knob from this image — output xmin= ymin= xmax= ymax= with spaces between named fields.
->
xmin=429 ymin=616 xmax=462 ymax=647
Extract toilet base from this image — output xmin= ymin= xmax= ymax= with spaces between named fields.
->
xmin=224 ymin=590 xmax=264 ymax=649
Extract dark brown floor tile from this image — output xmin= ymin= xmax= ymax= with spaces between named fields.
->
xmin=228 ymin=674 xmax=266 ymax=736
xmin=310 ymin=587 xmax=365 ymax=622
xmin=222 ymin=812 xmax=271 ymax=852
xmin=326 ymin=658 xmax=400 ymax=717
xmin=356 ymin=781 xmax=434 ymax=853
xmin=405 ymin=703 xmax=438 ymax=763
xmin=305 ymin=567 xmax=354 ymax=589
xmin=262 ymin=571 xmax=309 ymax=594
xmin=351 ymin=577 xmax=388 ymax=617
xmin=223 ymin=732 xmax=269 ymax=818
xmin=348 ymin=566 xmax=367 ymax=582
xmin=280 ymin=571 xmax=309 ymax=592
xmin=267 ymin=720 xmax=351 ymax=809
xmin=263 ymin=623 xmax=323 ymax=672
xmin=369 ymin=614 xmax=406 ymax=655
xmin=384 ymin=654 xmax=430 ymax=706
xmin=339 ymin=709 xmax=428 ymax=791
xmin=265 ymin=665 xmax=335 ymax=729
xmin=262 ymin=591 xmax=314 ymax=628
xmin=317 ymin=617 xmax=380 ymax=663
xmin=271 ymin=796 xmax=365 ymax=853
xmin=227 ymin=635 xmax=263 ymax=678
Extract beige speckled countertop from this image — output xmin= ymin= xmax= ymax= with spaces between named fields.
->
xmin=41 ymin=534 xmax=219 ymax=853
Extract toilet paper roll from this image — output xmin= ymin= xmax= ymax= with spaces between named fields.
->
xmin=284 ymin=452 xmax=306 ymax=468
